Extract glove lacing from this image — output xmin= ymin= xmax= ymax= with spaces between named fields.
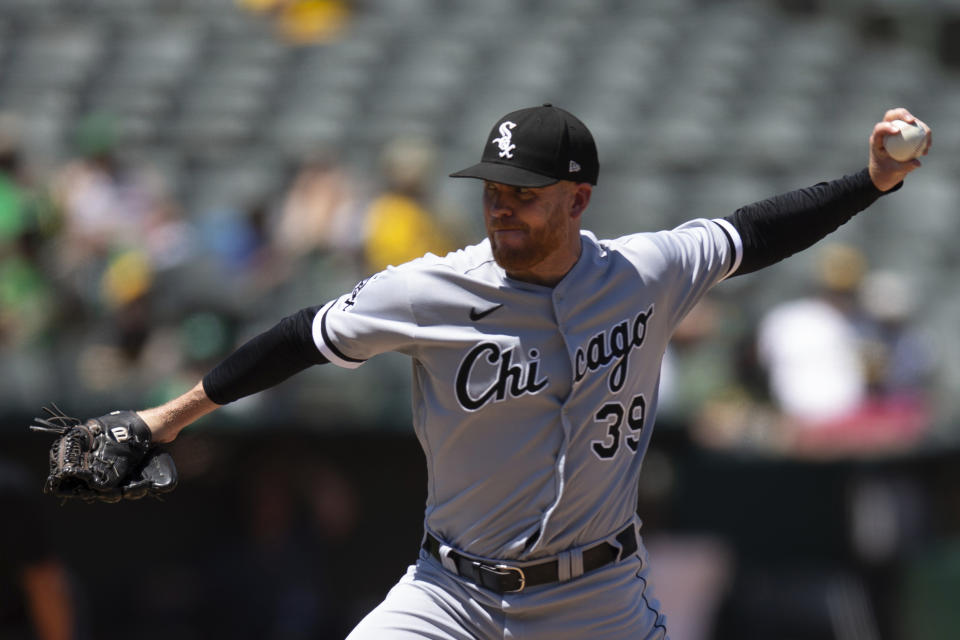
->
xmin=30 ymin=403 xmax=82 ymax=435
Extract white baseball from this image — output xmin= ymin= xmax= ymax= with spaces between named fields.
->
xmin=883 ymin=119 xmax=927 ymax=162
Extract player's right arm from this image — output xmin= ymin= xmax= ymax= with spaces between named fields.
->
xmin=139 ymin=305 xmax=330 ymax=442
xmin=138 ymin=381 xmax=218 ymax=443
xmin=140 ymin=266 xmax=419 ymax=443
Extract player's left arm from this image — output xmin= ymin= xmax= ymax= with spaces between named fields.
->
xmin=725 ymin=107 xmax=930 ymax=276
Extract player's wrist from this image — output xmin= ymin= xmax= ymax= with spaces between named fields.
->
xmin=136 ymin=409 xmax=170 ymax=442
xmin=138 ymin=381 xmax=219 ymax=443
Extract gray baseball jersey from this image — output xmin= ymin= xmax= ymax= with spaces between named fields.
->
xmin=313 ymin=219 xmax=742 ymax=561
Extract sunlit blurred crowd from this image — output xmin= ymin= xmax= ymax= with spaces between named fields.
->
xmin=0 ymin=110 xmax=465 ymax=417
xmin=0 ymin=104 xmax=943 ymax=459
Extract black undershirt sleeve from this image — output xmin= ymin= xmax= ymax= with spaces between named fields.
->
xmin=725 ymin=168 xmax=901 ymax=276
xmin=202 ymin=305 xmax=329 ymax=405
xmin=200 ymin=171 xmax=894 ymax=401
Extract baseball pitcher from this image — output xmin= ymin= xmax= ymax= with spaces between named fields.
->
xmin=32 ymin=104 xmax=930 ymax=639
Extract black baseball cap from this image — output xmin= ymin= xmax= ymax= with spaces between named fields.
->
xmin=449 ymin=104 xmax=599 ymax=187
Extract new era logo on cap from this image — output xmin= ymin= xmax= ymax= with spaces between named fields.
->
xmin=450 ymin=104 xmax=599 ymax=187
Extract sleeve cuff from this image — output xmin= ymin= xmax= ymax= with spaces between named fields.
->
xmin=312 ymin=300 xmax=366 ymax=369
xmin=711 ymin=217 xmax=743 ymax=279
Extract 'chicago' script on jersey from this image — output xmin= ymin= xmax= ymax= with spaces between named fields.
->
xmin=574 ymin=305 xmax=654 ymax=393
xmin=453 ymin=305 xmax=654 ymax=412
xmin=455 ymin=344 xmax=548 ymax=411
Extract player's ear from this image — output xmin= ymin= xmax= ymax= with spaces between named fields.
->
xmin=569 ymin=183 xmax=592 ymax=220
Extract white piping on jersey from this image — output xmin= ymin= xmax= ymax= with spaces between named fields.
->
xmin=710 ymin=217 xmax=743 ymax=279
xmin=312 ymin=299 xmax=365 ymax=369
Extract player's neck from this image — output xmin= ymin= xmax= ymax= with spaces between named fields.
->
xmin=506 ymin=237 xmax=583 ymax=287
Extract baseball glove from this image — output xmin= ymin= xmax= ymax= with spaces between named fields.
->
xmin=30 ymin=404 xmax=177 ymax=503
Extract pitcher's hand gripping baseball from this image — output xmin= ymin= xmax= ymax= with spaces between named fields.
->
xmin=30 ymin=404 xmax=178 ymax=503
xmin=869 ymin=107 xmax=931 ymax=192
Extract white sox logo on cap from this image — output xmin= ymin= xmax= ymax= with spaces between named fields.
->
xmin=492 ymin=121 xmax=517 ymax=158
xmin=450 ymin=104 xmax=598 ymax=187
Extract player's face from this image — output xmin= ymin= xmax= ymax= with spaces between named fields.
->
xmin=482 ymin=180 xmax=591 ymax=285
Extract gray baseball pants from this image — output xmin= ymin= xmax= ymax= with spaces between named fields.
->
xmin=346 ymin=530 xmax=669 ymax=639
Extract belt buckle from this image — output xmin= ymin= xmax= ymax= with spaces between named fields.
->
xmin=494 ymin=563 xmax=526 ymax=593
xmin=472 ymin=561 xmax=527 ymax=593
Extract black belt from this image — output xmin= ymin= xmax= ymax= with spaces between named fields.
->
xmin=422 ymin=524 xmax=638 ymax=594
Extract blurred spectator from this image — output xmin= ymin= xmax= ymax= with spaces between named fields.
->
xmin=51 ymin=113 xmax=174 ymax=275
xmin=857 ymin=270 xmax=935 ymax=400
xmin=752 ymin=245 xmax=934 ymax=456
xmin=0 ymin=113 xmax=57 ymax=347
xmin=0 ymin=458 xmax=77 ymax=640
xmin=50 ymin=113 xmax=190 ymax=328
xmin=362 ymin=136 xmax=458 ymax=273
xmin=663 ymin=294 xmax=789 ymax=454
xmin=272 ymin=150 xmax=365 ymax=266
xmin=658 ymin=295 xmax=745 ymax=428
xmin=202 ymin=199 xmax=278 ymax=285
xmin=237 ymin=0 xmax=351 ymax=44
xmin=142 ymin=200 xmax=199 ymax=274
xmin=687 ymin=245 xmax=936 ymax=457
xmin=756 ymin=243 xmax=869 ymax=424
xmin=43 ymin=113 xmax=204 ymax=402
